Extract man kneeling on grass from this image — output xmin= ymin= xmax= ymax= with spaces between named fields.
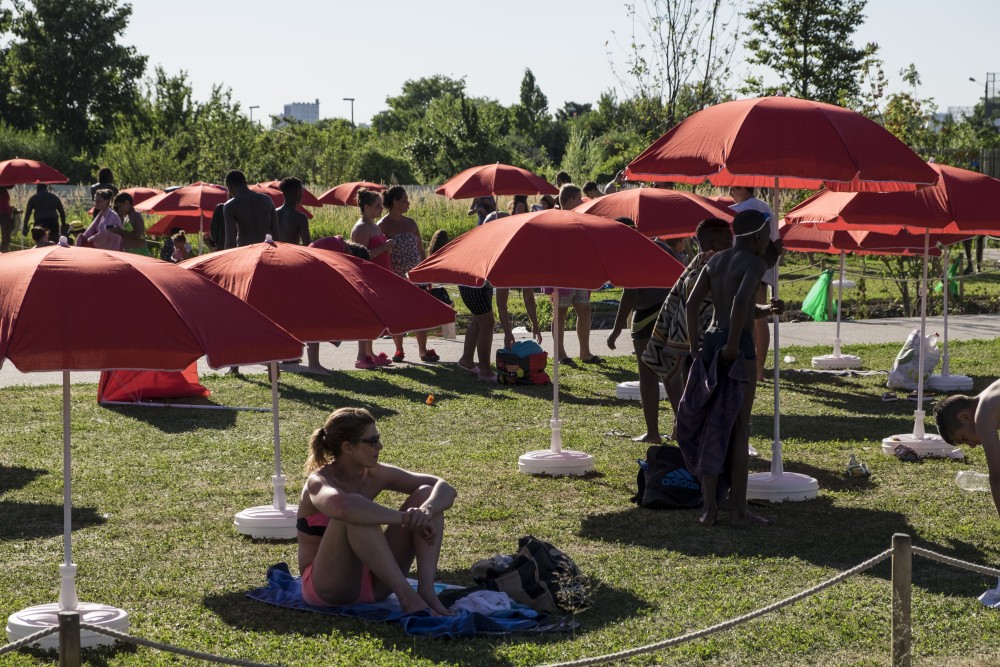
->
xmin=934 ymin=380 xmax=1000 ymax=517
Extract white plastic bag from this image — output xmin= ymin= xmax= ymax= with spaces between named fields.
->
xmin=887 ymin=329 xmax=941 ymax=390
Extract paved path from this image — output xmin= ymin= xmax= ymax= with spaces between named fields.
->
xmin=2 ymin=314 xmax=997 ymax=388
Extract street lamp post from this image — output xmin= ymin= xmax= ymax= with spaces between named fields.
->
xmin=343 ymin=97 xmax=355 ymax=125
xmin=249 ymin=105 xmax=260 ymax=127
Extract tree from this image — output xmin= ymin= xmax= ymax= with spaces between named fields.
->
xmin=512 ymin=68 xmax=549 ymax=143
xmin=5 ymin=0 xmax=147 ymax=151
xmin=607 ymin=0 xmax=738 ymax=129
xmin=372 ymin=75 xmax=467 ymax=133
xmin=743 ymin=0 xmax=873 ymax=105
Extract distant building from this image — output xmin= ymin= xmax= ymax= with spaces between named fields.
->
xmin=282 ymin=99 xmax=320 ymax=124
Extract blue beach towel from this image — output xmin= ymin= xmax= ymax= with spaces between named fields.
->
xmin=246 ymin=563 xmax=567 ymax=638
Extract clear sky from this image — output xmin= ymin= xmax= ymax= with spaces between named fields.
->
xmin=121 ymin=0 xmax=999 ymax=126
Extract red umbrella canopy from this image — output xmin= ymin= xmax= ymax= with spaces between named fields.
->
xmin=181 ymin=241 xmax=455 ymax=342
xmin=136 ymin=182 xmax=229 ymax=216
xmin=625 ymin=96 xmax=939 ymax=192
xmin=145 ymin=214 xmax=206 ymax=236
xmin=0 ymin=158 xmax=69 ymax=185
xmin=573 ymin=188 xmax=734 ymax=238
xmin=435 ymin=163 xmax=558 ymax=199
xmin=318 ymin=181 xmax=386 ymax=206
xmin=119 ymin=187 xmax=164 ymax=205
xmin=258 ymin=180 xmax=323 ymax=207
xmin=408 ymin=209 xmax=685 ymax=290
xmin=0 ymin=244 xmax=302 ymax=372
xmin=778 ymin=220 xmax=967 ymax=256
xmin=783 ymin=163 xmax=1000 ymax=234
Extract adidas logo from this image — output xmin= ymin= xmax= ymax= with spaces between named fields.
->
xmin=660 ymin=469 xmax=699 ymax=491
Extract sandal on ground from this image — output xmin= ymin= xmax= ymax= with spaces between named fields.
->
xmin=477 ymin=373 xmax=498 ymax=383
xmin=457 ymin=361 xmax=478 ymax=374
xmin=355 ymin=356 xmax=377 ymax=370
xmin=581 ymin=355 xmax=603 ymax=364
xmin=559 ymin=357 xmax=575 ymax=366
xmin=420 ymin=349 xmax=440 ymax=362
xmin=392 ymin=350 xmax=405 ymax=363
xmin=373 ymin=352 xmax=393 ymax=367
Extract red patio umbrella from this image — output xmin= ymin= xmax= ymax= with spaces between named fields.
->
xmin=779 ymin=220 xmax=968 ymax=371
xmin=624 ymin=96 xmax=940 ymax=502
xmin=182 ymin=239 xmax=455 ymax=536
xmin=135 ymin=182 xmax=228 ymax=217
xmin=435 ymin=163 xmax=558 ymax=199
xmin=145 ymin=214 xmax=204 ymax=237
xmin=573 ymin=187 xmax=734 ymax=238
xmin=318 ymin=181 xmax=386 ymax=206
xmin=783 ymin=165 xmax=1000 ymax=454
xmin=118 ymin=186 xmax=164 ymax=206
xmin=626 ymin=96 xmax=939 ymax=192
xmin=0 ymin=241 xmax=301 ymax=646
xmin=409 ymin=209 xmax=684 ymax=476
xmin=0 ymin=158 xmax=69 ymax=185
xmin=257 ymin=180 xmax=323 ymax=207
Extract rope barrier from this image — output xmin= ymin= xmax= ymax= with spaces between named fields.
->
xmin=4 ymin=542 xmax=997 ymax=667
xmin=912 ymin=547 xmax=1000 ymax=578
xmin=0 ymin=626 xmax=60 ymax=656
xmin=537 ymin=548 xmax=893 ymax=667
xmin=78 ymin=623 xmax=284 ymax=667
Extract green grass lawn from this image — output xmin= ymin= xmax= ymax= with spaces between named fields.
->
xmin=2 ymin=339 xmax=1000 ymax=666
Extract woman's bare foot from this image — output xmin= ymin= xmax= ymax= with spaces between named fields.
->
xmin=633 ymin=433 xmax=663 ymax=443
xmin=418 ymin=585 xmax=454 ymax=616
xmin=397 ymin=590 xmax=431 ymax=615
xmin=303 ymin=364 xmax=331 ymax=375
xmin=730 ymin=509 xmax=771 ymax=526
xmin=698 ymin=508 xmax=718 ymax=526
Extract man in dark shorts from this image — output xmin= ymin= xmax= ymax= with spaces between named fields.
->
xmin=223 ymin=169 xmax=277 ymax=248
xmin=23 ymin=184 xmax=67 ymax=242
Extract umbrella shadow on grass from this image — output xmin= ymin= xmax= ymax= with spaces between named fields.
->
xmin=100 ymin=402 xmax=238 ymax=433
xmin=578 ymin=498 xmax=993 ymax=597
xmin=0 ymin=500 xmax=105 ymax=540
xmin=0 ymin=465 xmax=45 ymax=494
xmin=750 ymin=413 xmax=923 ymax=445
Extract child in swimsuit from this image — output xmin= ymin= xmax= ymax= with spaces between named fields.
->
xmin=296 ymin=407 xmax=456 ymax=615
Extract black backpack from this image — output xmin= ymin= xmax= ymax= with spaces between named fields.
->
xmin=472 ymin=536 xmax=590 ymax=614
xmin=631 ymin=444 xmax=703 ymax=509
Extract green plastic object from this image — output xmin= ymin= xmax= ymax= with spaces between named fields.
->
xmin=801 ymin=269 xmax=834 ymax=322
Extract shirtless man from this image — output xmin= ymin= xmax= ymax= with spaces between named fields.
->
xmin=223 ymin=169 xmax=277 ymax=248
xmin=682 ymin=210 xmax=784 ymax=526
xmin=276 ymin=177 xmax=310 ymax=245
xmin=934 ymin=380 xmax=1000 ymax=518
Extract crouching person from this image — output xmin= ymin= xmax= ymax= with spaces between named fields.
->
xmin=297 ymin=407 xmax=456 ymax=615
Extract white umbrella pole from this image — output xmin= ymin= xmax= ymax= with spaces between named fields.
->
xmin=913 ymin=230 xmax=930 ymax=438
xmin=60 ymin=370 xmax=78 ymax=611
xmin=941 ymin=247 xmax=951 ymax=376
xmin=550 ymin=289 xmax=562 ymax=453
xmin=771 ymin=185 xmax=783 ymax=474
xmin=833 ymin=252 xmax=846 ymax=357
xmin=269 ymin=362 xmax=286 ymax=511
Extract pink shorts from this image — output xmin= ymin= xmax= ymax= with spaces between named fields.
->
xmin=301 ymin=562 xmax=375 ymax=607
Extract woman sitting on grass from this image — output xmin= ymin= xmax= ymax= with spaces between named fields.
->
xmin=297 ymin=407 xmax=456 ymax=615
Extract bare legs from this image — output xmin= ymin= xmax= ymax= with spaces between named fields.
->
xmin=632 ymin=337 xmax=666 ymax=443
xmin=308 ymin=486 xmax=450 ymax=615
xmin=554 ymin=298 xmax=594 ymax=361
xmin=699 ymin=358 xmax=769 ymax=527
xmin=305 ymin=343 xmax=330 ymax=374
xmin=458 ymin=312 xmax=494 ymax=380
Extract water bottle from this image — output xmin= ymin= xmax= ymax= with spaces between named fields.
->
xmin=955 ymin=471 xmax=990 ymax=492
